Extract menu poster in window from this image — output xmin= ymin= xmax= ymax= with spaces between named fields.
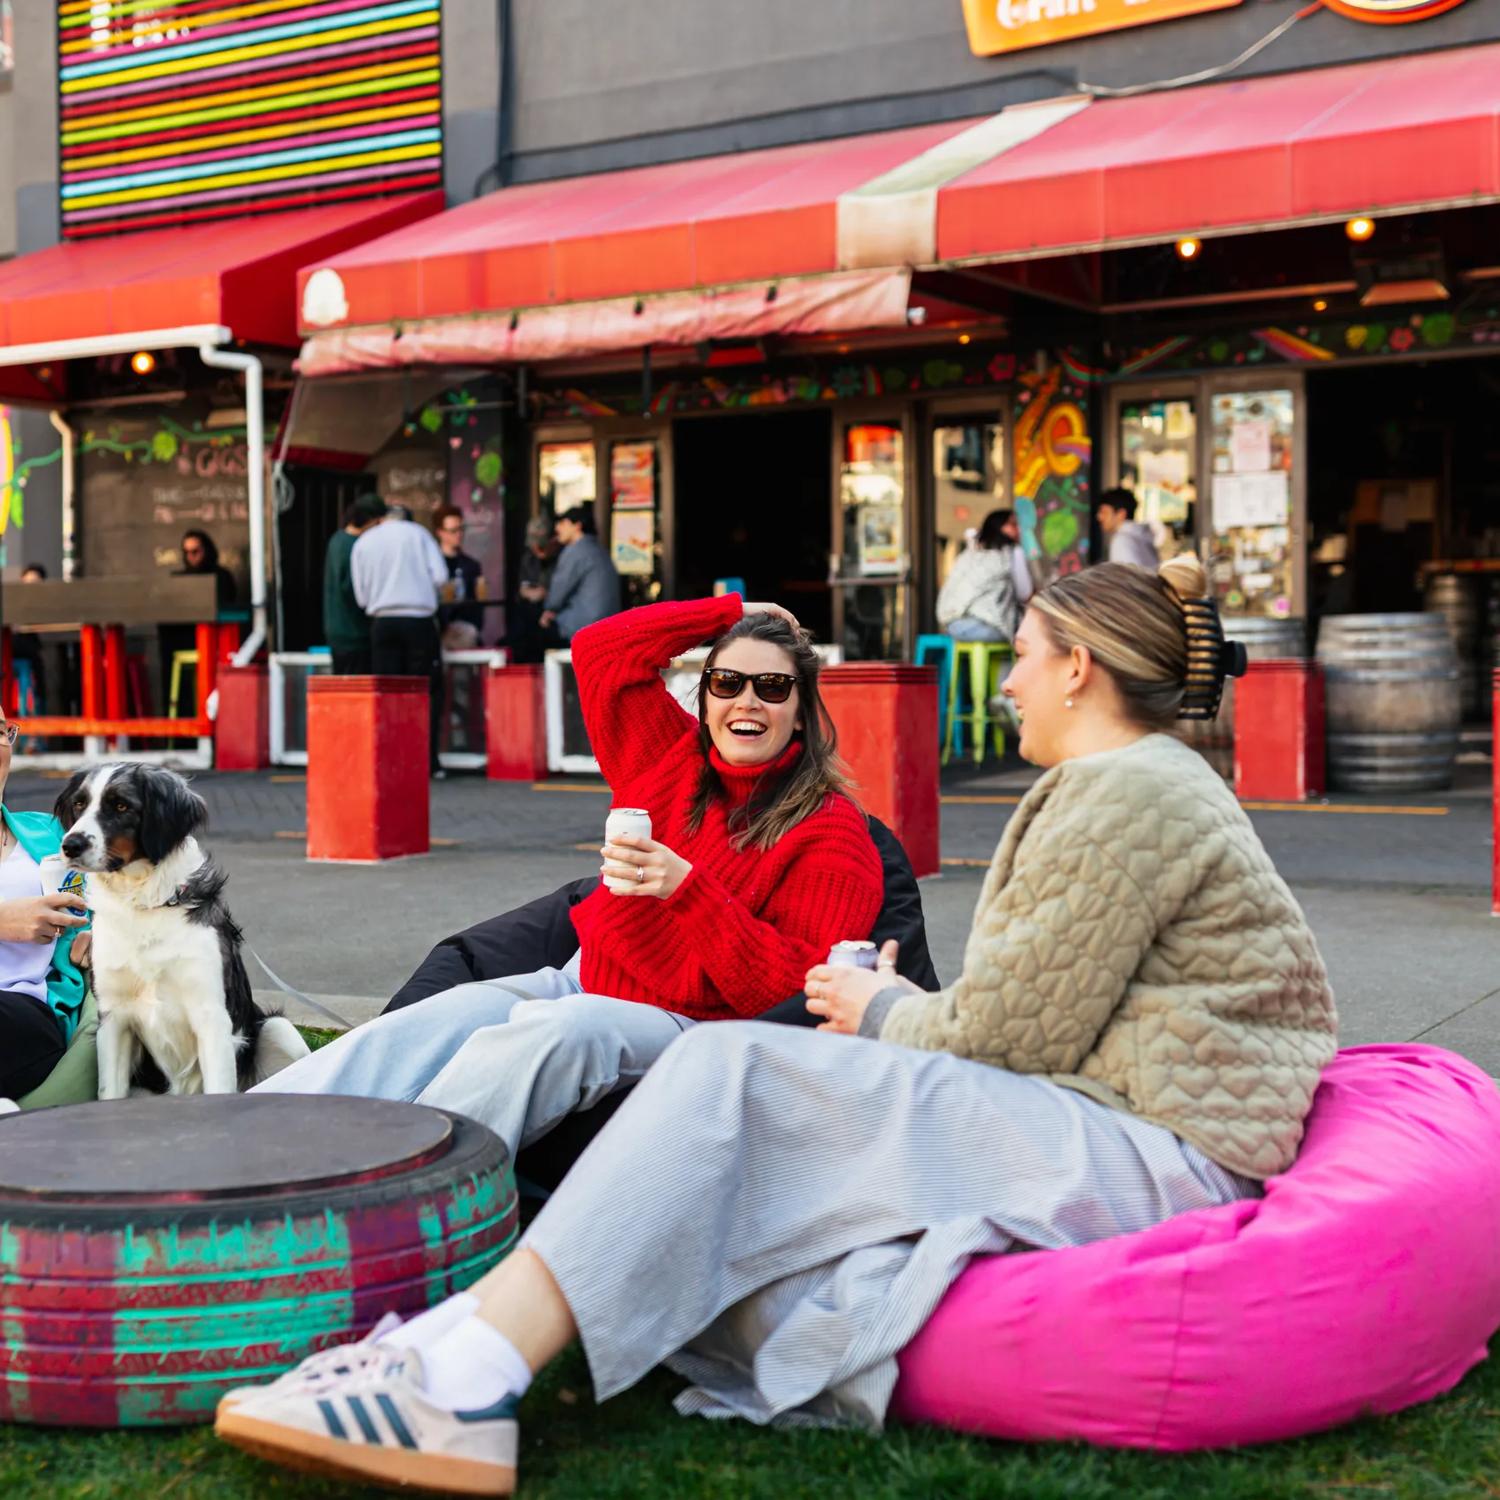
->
xmin=611 ymin=509 xmax=655 ymax=576
xmin=1213 ymin=471 xmax=1290 ymax=530
xmin=610 ymin=442 xmax=656 ymax=510
xmin=1229 ymin=419 xmax=1272 ymax=476
xmin=858 ymin=503 xmax=903 ymax=576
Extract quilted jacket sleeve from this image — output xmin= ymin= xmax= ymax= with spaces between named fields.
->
xmin=877 ymin=797 xmax=1163 ymax=1071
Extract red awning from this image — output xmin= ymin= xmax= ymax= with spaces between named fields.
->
xmin=297 ymin=44 xmax=1500 ymax=371
xmin=937 ymin=44 xmax=1500 ymax=262
xmin=0 ymin=192 xmax=443 ymax=356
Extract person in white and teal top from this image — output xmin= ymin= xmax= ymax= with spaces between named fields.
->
xmin=0 ymin=709 xmax=89 ymax=1103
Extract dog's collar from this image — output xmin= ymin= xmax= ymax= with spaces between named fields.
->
xmin=160 ymin=883 xmax=195 ymax=910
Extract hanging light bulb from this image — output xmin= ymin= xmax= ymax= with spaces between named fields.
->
xmin=1176 ymin=237 xmax=1202 ymax=262
xmin=1345 ymin=217 xmax=1376 ymax=244
xmin=130 ymin=351 xmax=156 ymax=376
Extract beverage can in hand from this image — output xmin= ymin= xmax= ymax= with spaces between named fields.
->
xmin=604 ymin=808 xmax=652 ymax=893
xmin=39 ymin=854 xmax=87 ymax=912
xmin=827 ymin=940 xmax=879 ymax=971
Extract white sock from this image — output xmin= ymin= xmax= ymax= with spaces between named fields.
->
xmin=379 ymin=1292 xmax=479 ymax=1353
xmin=418 ymin=1315 xmax=534 ymax=1413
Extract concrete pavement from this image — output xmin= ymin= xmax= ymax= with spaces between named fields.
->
xmin=7 ymin=754 xmax=1497 ymax=1071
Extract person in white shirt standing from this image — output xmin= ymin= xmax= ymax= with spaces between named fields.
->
xmin=351 ymin=502 xmax=450 ymax=779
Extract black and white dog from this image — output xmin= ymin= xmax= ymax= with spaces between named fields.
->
xmin=55 ymin=764 xmax=308 ymax=1098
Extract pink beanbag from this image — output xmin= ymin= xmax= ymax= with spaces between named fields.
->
xmin=893 ymin=1045 xmax=1500 ymax=1450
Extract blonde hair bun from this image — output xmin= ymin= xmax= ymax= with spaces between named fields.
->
xmin=1159 ymin=553 xmax=1209 ymax=601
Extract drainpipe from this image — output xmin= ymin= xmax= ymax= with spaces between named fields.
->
xmin=197 ymin=341 xmax=266 ymax=665
xmin=46 ymin=410 xmax=77 ymax=581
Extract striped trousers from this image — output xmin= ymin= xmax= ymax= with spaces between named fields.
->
xmin=523 ymin=1022 xmax=1255 ymax=1431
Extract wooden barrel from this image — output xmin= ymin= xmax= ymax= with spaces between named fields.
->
xmin=0 ymin=1095 xmax=517 ymax=1427
xmin=1316 ymin=613 xmax=1460 ymax=792
xmin=1178 ymin=617 xmax=1307 ymax=779
xmin=1422 ymin=574 xmax=1483 ymax=720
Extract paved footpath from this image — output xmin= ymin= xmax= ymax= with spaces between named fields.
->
xmin=9 ymin=751 xmax=1497 ymax=1073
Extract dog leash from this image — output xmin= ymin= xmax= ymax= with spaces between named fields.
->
xmin=248 ymin=948 xmax=357 ymax=1031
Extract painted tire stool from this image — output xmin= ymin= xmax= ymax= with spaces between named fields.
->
xmin=0 ymin=1094 xmax=517 ymax=1427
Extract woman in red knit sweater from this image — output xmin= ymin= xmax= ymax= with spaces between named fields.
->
xmin=257 ymin=593 xmax=884 ymax=1152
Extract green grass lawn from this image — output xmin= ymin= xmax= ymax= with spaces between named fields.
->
xmin=9 ymin=1029 xmax=1493 ymax=1497
xmin=3 ymin=1336 xmax=1498 ymax=1500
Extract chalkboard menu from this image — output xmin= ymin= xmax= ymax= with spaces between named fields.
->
xmin=78 ymin=413 xmax=250 ymax=597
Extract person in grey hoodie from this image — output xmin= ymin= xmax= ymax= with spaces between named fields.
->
xmin=541 ymin=506 xmax=622 ymax=643
xmin=1096 ymin=489 xmax=1160 ymax=571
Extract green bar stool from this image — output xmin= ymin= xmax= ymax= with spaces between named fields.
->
xmin=943 ymin=641 xmax=1013 ymax=766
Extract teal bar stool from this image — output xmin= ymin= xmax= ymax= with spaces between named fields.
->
xmin=914 ymin=635 xmax=954 ymax=746
xmin=943 ymin=641 xmax=1013 ymax=766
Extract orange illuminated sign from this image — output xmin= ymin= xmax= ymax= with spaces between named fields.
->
xmin=1321 ymin=0 xmax=1465 ymax=21
xmin=963 ymin=0 xmax=1244 ymax=55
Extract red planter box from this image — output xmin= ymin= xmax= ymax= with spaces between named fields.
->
xmin=486 ymin=664 xmax=549 ymax=782
xmin=1233 ymin=660 xmax=1325 ymax=803
xmin=821 ymin=663 xmax=940 ymax=879
xmin=307 ymin=676 xmax=429 ymax=862
xmin=214 ymin=664 xmax=269 ymax=771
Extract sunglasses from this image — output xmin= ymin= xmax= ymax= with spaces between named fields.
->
xmin=702 ymin=668 xmax=797 ymax=704
xmin=2 ymin=725 xmax=16 ymax=746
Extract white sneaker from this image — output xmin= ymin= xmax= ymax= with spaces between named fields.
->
xmin=0 ymin=1099 xmax=19 ymax=1116
xmin=218 ymin=1312 xmax=403 ymax=1410
xmin=216 ymin=1339 xmax=517 ymax=1496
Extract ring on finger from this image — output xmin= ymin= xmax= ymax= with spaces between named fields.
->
xmin=635 ymin=865 xmax=645 ymax=883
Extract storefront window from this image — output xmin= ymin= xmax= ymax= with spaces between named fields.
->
xmin=838 ymin=422 xmax=905 ymax=658
xmin=537 ymin=441 xmax=596 ymax=515
xmin=608 ymin=439 xmax=661 ymax=610
xmin=1118 ymin=399 xmax=1197 ymax=561
xmin=932 ymin=417 xmax=1006 ymax=591
xmin=1209 ymin=389 xmax=1296 ymax=618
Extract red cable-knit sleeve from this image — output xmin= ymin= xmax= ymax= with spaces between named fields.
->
xmin=658 ymin=801 xmax=884 ymax=1017
xmin=571 ymin=595 xmax=744 ymax=791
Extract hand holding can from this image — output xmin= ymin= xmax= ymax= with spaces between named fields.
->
xmin=603 ymin=808 xmax=652 ymax=893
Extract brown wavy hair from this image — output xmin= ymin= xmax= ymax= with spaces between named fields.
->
xmin=686 ymin=613 xmax=853 ymax=851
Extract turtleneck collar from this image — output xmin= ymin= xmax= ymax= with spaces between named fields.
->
xmin=707 ymin=739 xmax=803 ymax=808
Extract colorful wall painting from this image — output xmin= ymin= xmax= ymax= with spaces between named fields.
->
xmin=1012 ymin=365 xmax=1093 ymax=580
xmin=58 ymin=0 xmax=443 ymax=239
xmin=0 ymin=406 xmax=17 ymax=568
xmin=1117 ymin=303 xmax=1500 ymax=377
xmin=532 ymin=346 xmax=1023 ymax=423
xmin=445 ymin=384 xmax=508 ymax=646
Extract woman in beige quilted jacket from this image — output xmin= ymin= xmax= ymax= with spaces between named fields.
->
xmin=219 ymin=558 xmax=1338 ymax=1492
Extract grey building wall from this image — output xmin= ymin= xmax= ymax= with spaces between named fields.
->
xmin=442 ymin=2 xmax=502 ymax=203
xmin=495 ymin=0 xmax=1500 ymax=186
xmin=2 ymin=1 xmax=61 ymax=580
xmin=10 ymin=0 xmax=56 ymax=254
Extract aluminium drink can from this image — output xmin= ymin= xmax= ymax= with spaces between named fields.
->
xmin=604 ymin=808 xmax=653 ymax=893
xmin=827 ymin=940 xmax=879 ymax=971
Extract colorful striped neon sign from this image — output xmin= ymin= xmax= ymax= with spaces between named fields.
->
xmin=58 ymin=0 xmax=443 ymax=239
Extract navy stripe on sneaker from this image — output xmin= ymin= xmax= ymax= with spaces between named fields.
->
xmin=376 ymin=1393 xmax=418 ymax=1450
xmin=317 ymin=1399 xmax=348 ymax=1441
xmin=346 ymin=1394 xmax=381 ymax=1445
xmin=456 ymin=1393 xmax=521 ymax=1424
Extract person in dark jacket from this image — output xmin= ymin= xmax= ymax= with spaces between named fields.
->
xmin=541 ymin=506 xmax=620 ymax=644
xmin=433 ymin=505 xmax=486 ymax=649
xmin=322 ymin=494 xmax=387 ymax=673
xmin=509 ymin=516 xmax=557 ymax=664
xmin=176 ymin=529 xmax=239 ymax=610
xmin=382 ymin=815 xmax=938 ymax=1192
